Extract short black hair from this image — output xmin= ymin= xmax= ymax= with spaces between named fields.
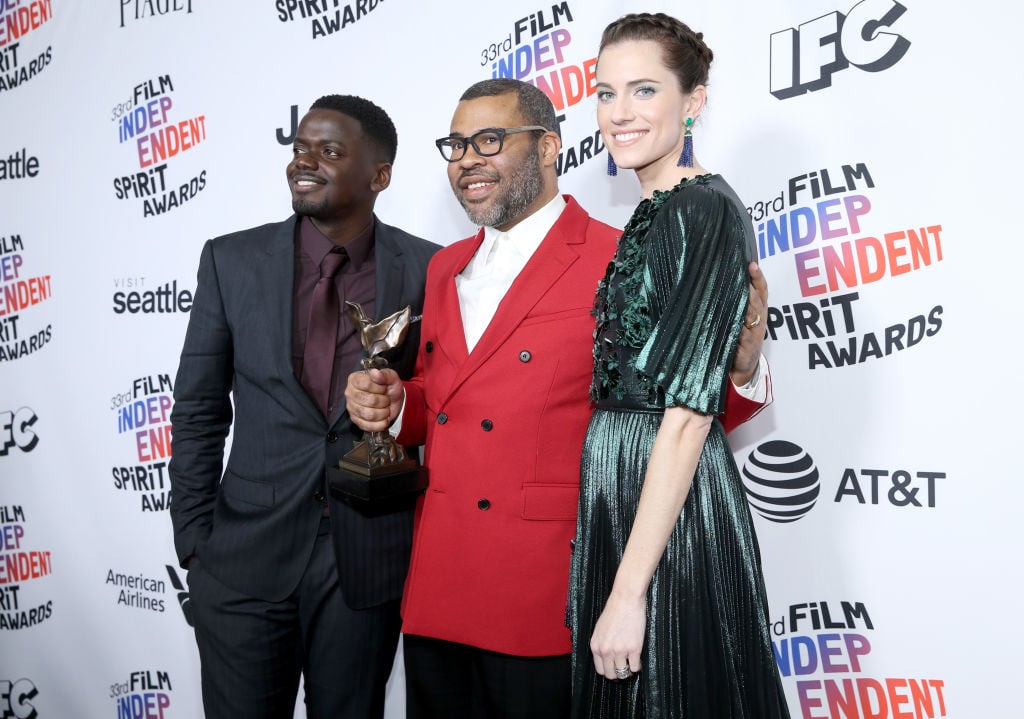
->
xmin=459 ymin=79 xmax=559 ymax=138
xmin=309 ymin=94 xmax=398 ymax=163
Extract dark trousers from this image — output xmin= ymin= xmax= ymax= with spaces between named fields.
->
xmin=188 ymin=518 xmax=402 ymax=719
xmin=404 ymin=634 xmax=571 ymax=719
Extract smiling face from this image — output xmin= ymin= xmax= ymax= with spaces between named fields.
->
xmin=596 ymin=39 xmax=706 ymax=193
xmin=286 ymin=108 xmax=390 ymax=225
xmin=445 ymin=93 xmax=553 ymax=231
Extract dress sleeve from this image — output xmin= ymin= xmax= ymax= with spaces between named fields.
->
xmin=634 ymin=184 xmax=752 ymax=415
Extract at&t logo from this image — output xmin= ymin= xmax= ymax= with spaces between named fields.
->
xmin=741 ymin=440 xmax=820 ymax=522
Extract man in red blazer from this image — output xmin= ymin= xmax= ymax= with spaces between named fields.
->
xmin=345 ymin=79 xmax=770 ymax=719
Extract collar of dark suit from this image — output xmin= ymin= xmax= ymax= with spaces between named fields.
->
xmin=296 ymin=215 xmax=374 ymax=270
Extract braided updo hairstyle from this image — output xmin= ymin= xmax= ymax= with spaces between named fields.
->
xmin=599 ymin=13 xmax=714 ymax=94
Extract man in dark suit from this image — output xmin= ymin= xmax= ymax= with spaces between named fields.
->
xmin=169 ymin=95 xmax=438 ymax=718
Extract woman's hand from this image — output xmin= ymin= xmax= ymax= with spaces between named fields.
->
xmin=590 ymin=592 xmax=646 ymax=681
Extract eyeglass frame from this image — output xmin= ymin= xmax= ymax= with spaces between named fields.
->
xmin=434 ymin=125 xmax=549 ymax=162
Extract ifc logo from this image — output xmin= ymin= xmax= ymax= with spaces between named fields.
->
xmin=741 ymin=440 xmax=820 ymax=522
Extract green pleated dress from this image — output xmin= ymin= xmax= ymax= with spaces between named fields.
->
xmin=570 ymin=174 xmax=790 ymax=719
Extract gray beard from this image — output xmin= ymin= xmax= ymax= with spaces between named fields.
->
xmin=461 ymin=150 xmax=543 ymax=229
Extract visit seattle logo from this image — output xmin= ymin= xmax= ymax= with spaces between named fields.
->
xmin=111 ymin=374 xmax=174 ymax=512
xmin=480 ymin=2 xmax=603 ymax=176
xmin=751 ymin=162 xmax=945 ymax=369
xmin=773 ymin=599 xmax=947 ymax=718
xmin=111 ymin=75 xmax=208 ymax=217
xmin=111 ymin=273 xmax=193 ymax=315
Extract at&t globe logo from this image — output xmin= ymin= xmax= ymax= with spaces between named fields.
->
xmin=741 ymin=440 xmax=820 ymax=523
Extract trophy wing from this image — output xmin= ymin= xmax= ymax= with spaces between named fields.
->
xmin=346 ymin=301 xmax=369 ymax=328
xmin=382 ymin=306 xmax=412 ymax=348
xmin=366 ymin=306 xmax=412 ymax=357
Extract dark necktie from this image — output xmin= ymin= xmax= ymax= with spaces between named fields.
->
xmin=302 ymin=249 xmax=348 ymax=418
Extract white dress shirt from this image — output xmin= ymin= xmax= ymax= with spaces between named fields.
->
xmin=455 ymin=194 xmax=567 ymax=351
xmin=390 ymin=195 xmax=768 ymax=434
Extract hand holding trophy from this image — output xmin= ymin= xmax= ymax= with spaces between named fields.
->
xmin=328 ymin=301 xmax=427 ymax=502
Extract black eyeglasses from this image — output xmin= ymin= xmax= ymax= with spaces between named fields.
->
xmin=435 ymin=126 xmax=548 ymax=162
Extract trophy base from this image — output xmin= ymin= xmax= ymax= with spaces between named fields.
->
xmin=328 ymin=442 xmax=427 ymax=502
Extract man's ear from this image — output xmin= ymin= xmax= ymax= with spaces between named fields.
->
xmin=538 ymin=131 xmax=562 ymax=168
xmin=372 ymin=162 xmax=392 ymax=192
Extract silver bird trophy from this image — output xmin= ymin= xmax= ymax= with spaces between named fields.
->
xmin=328 ymin=301 xmax=426 ymax=502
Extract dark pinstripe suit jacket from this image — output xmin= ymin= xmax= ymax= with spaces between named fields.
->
xmin=169 ymin=215 xmax=438 ymax=608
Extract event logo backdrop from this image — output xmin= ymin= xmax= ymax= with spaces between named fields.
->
xmin=758 ymin=162 xmax=945 ymax=369
xmin=0 ymin=233 xmax=51 ymax=363
xmin=0 ymin=504 xmax=53 ymax=631
xmin=276 ymin=0 xmax=387 ymax=39
xmin=742 ymin=440 xmax=821 ymax=523
xmin=109 ymin=669 xmax=175 ymax=719
xmin=481 ymin=2 xmax=608 ymax=177
xmin=0 ymin=677 xmax=39 ymax=719
xmin=0 ymin=1 xmax=1016 ymax=717
xmin=1 ymin=407 xmax=37 ymax=456
xmin=112 ymin=74 xmax=208 ymax=218
xmin=773 ymin=599 xmax=948 ymax=718
xmin=111 ymin=375 xmax=174 ymax=513
xmin=119 ymin=0 xmax=192 ymax=28
xmin=769 ymin=0 xmax=911 ymax=99
xmin=0 ymin=0 xmax=53 ymax=96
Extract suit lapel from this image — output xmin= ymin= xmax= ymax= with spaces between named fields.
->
xmin=374 ymin=221 xmax=405 ymax=323
xmin=262 ymin=216 xmax=326 ymax=425
xmin=444 ymin=202 xmax=586 ymax=400
xmin=433 ymin=229 xmax=483 ymax=366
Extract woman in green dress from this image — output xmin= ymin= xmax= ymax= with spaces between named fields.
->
xmin=569 ymin=13 xmax=791 ymax=718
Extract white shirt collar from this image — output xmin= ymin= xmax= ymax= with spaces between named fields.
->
xmin=467 ymin=194 xmax=567 ymax=275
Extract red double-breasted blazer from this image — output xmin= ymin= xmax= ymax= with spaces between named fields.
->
xmin=397 ymin=197 xmax=762 ymax=656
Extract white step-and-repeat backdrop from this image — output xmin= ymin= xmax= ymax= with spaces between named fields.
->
xmin=2 ymin=1 xmax=1018 ymax=716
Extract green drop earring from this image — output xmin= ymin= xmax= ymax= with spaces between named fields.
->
xmin=678 ymin=117 xmax=694 ymax=167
